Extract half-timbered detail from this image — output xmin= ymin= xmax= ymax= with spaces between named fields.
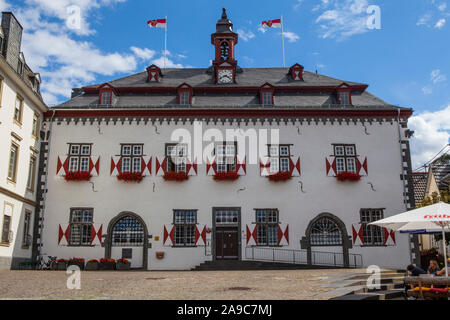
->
xmin=39 ymin=9 xmax=415 ymax=270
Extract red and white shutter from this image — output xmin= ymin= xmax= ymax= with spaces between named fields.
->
xmin=384 ymin=228 xmax=396 ymax=246
xmin=141 ymin=156 xmax=152 ymax=176
xmin=352 ymin=224 xmax=364 ymax=246
xmin=357 ymin=157 xmax=368 ymax=176
xmin=156 ymin=156 xmax=167 ymax=176
xmin=56 ymin=156 xmax=68 ymax=176
xmin=195 ymin=225 xmax=207 ymax=246
xmin=289 ymin=157 xmax=301 ymax=176
xmin=206 ymin=156 xmax=217 ymax=176
xmin=237 ymin=155 xmax=247 ymax=176
xmin=187 ymin=157 xmax=198 ymax=176
xmin=326 ymin=157 xmax=337 ymax=177
xmin=163 ymin=224 xmax=174 ymax=246
xmin=90 ymin=224 xmax=103 ymax=246
xmin=246 ymin=224 xmax=257 ymax=246
xmin=110 ymin=156 xmax=122 ymax=176
xmin=278 ymin=224 xmax=289 ymax=246
xmin=58 ymin=224 xmax=70 ymax=246
xmin=259 ymin=157 xmax=270 ymax=176
xmin=89 ymin=156 xmax=100 ymax=176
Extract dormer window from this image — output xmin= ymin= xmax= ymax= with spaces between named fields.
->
xmin=339 ymin=91 xmax=350 ymax=105
xmin=98 ymin=83 xmax=116 ymax=106
xmin=146 ymin=64 xmax=162 ymax=82
xmin=289 ymin=63 xmax=304 ymax=81
xmin=337 ymin=84 xmax=352 ymax=106
xmin=18 ymin=53 xmax=25 ymax=76
xmin=177 ymin=83 xmax=192 ymax=106
xmin=101 ymin=91 xmax=111 ymax=105
xmin=180 ymin=91 xmax=189 ymax=105
xmin=260 ymin=83 xmax=274 ymax=106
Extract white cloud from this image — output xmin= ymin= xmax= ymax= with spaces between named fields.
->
xmin=130 ymin=47 xmax=156 ymax=61
xmin=151 ymin=56 xmax=184 ymax=69
xmin=283 ymin=31 xmax=300 ymax=42
xmin=314 ymin=0 xmax=374 ymax=40
xmin=257 ymin=24 xmax=267 ymax=34
xmin=237 ymin=28 xmax=255 ymax=42
xmin=438 ymin=3 xmax=447 ymax=11
xmin=417 ymin=14 xmax=432 ymax=26
xmin=294 ymin=0 xmax=304 ymax=10
xmin=422 ymin=86 xmax=433 ymax=95
xmin=430 ymin=69 xmax=447 ymax=83
xmin=409 ymin=106 xmax=450 ymax=169
xmin=435 ymin=18 xmax=446 ymax=28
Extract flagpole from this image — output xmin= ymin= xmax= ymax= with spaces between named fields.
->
xmin=164 ymin=16 xmax=167 ymax=70
xmin=280 ymin=15 xmax=285 ymax=68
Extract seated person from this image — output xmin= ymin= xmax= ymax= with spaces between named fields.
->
xmin=407 ymin=264 xmax=427 ymax=276
xmin=427 ymin=260 xmax=441 ymax=275
xmin=436 ymin=258 xmax=450 ymax=277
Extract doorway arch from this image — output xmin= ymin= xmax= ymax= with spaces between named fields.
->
xmin=104 ymin=211 xmax=149 ymax=269
xmin=304 ymin=213 xmax=351 ymax=267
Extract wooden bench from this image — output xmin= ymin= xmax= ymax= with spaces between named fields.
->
xmin=404 ymin=276 xmax=450 ymax=300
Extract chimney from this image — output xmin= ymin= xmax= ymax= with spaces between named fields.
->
xmin=1 ymin=12 xmax=23 ymax=72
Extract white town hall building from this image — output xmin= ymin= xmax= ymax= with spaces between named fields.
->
xmin=32 ymin=10 xmax=418 ymax=270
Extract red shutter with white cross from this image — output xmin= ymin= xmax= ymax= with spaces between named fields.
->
xmin=56 ymin=156 xmax=69 ymax=176
xmin=246 ymin=224 xmax=257 ymax=246
xmin=384 ymin=228 xmax=396 ymax=246
xmin=195 ymin=225 xmax=207 ymax=246
xmin=352 ymin=224 xmax=364 ymax=246
xmin=156 ymin=156 xmax=168 ymax=176
xmin=89 ymin=156 xmax=100 ymax=176
xmin=357 ymin=157 xmax=368 ymax=176
xmin=163 ymin=224 xmax=174 ymax=246
xmin=289 ymin=157 xmax=301 ymax=176
xmin=90 ymin=224 xmax=103 ymax=246
xmin=58 ymin=224 xmax=70 ymax=246
xmin=110 ymin=156 xmax=122 ymax=176
xmin=259 ymin=157 xmax=270 ymax=177
xmin=278 ymin=224 xmax=289 ymax=246
xmin=326 ymin=157 xmax=337 ymax=177
xmin=186 ymin=157 xmax=198 ymax=176
xmin=206 ymin=155 xmax=217 ymax=176
xmin=141 ymin=156 xmax=152 ymax=176
xmin=236 ymin=155 xmax=247 ymax=176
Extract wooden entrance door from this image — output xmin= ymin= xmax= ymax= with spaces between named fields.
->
xmin=215 ymin=227 xmax=239 ymax=260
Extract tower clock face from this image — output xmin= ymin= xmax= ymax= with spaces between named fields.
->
xmin=218 ymin=69 xmax=233 ymax=84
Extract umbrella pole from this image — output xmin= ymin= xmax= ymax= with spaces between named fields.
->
xmin=442 ymin=226 xmax=448 ymax=277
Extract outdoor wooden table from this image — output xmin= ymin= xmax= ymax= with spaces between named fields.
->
xmin=404 ymin=276 xmax=450 ymax=300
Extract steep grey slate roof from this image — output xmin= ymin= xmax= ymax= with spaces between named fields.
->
xmin=412 ymin=173 xmax=428 ymax=207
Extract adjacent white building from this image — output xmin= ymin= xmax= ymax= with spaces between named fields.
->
xmin=36 ymin=10 xmax=418 ymax=270
xmin=0 ymin=12 xmax=47 ymax=269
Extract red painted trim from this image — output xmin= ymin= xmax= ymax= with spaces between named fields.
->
xmin=44 ymin=108 xmax=413 ymax=119
xmin=337 ymin=87 xmax=352 ymax=105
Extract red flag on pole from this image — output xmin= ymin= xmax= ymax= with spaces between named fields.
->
xmin=261 ymin=19 xmax=282 ymax=28
xmin=147 ymin=18 xmax=167 ymax=28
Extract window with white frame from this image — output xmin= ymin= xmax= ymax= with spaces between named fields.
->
xmin=120 ymin=144 xmax=143 ymax=173
xmin=26 ymin=156 xmax=36 ymax=190
xmin=166 ymin=144 xmax=187 ymax=173
xmin=360 ymin=209 xmax=384 ymax=246
xmin=262 ymin=91 xmax=273 ymax=106
xmin=255 ymin=209 xmax=279 ymax=246
xmin=333 ymin=144 xmax=357 ymax=174
xmin=69 ymin=208 xmax=93 ymax=246
xmin=8 ymin=143 xmax=19 ymax=182
xmin=32 ymin=113 xmax=39 ymax=137
xmin=216 ymin=143 xmax=236 ymax=173
xmin=68 ymin=144 xmax=91 ymax=172
xmin=173 ymin=210 xmax=197 ymax=246
xmin=179 ymin=91 xmax=190 ymax=105
xmin=100 ymin=91 xmax=111 ymax=105
xmin=268 ymin=145 xmax=291 ymax=173
xmin=14 ymin=96 xmax=23 ymax=123
xmin=22 ymin=211 xmax=32 ymax=247
xmin=339 ymin=91 xmax=350 ymax=105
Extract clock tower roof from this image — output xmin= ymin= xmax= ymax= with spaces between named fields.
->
xmin=215 ymin=8 xmax=235 ymax=34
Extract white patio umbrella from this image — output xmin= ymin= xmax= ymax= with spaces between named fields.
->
xmin=369 ymin=202 xmax=450 ymax=277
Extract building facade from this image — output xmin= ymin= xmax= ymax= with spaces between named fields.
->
xmin=0 ymin=12 xmax=47 ymax=269
xmin=38 ymin=10 xmax=416 ymax=270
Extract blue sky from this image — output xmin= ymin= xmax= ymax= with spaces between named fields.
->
xmin=4 ymin=0 xmax=450 ymax=167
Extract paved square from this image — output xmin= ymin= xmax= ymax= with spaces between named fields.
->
xmin=0 ymin=269 xmax=363 ymax=300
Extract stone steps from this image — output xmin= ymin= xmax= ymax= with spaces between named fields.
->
xmin=191 ymin=260 xmax=343 ymax=271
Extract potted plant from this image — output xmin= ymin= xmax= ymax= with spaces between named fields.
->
xmin=64 ymin=171 xmax=92 ymax=181
xmin=55 ymin=259 xmax=68 ymax=270
xmin=156 ymin=252 xmax=165 ymax=260
xmin=116 ymin=258 xmax=131 ymax=270
xmin=163 ymin=171 xmax=189 ymax=181
xmin=268 ymin=171 xmax=292 ymax=182
xmin=85 ymin=259 xmax=99 ymax=271
xmin=213 ymin=172 xmax=239 ymax=181
xmin=99 ymin=258 xmax=116 ymax=270
xmin=117 ymin=172 xmax=144 ymax=182
xmin=336 ymin=171 xmax=361 ymax=182
xmin=68 ymin=258 xmax=85 ymax=270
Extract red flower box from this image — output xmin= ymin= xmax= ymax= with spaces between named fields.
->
xmin=64 ymin=171 xmax=91 ymax=181
xmin=117 ymin=172 xmax=144 ymax=182
xmin=336 ymin=171 xmax=361 ymax=182
xmin=268 ymin=171 xmax=292 ymax=182
xmin=213 ymin=172 xmax=240 ymax=181
xmin=163 ymin=171 xmax=189 ymax=181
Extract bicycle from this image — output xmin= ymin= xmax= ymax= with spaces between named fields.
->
xmin=36 ymin=254 xmax=57 ymax=270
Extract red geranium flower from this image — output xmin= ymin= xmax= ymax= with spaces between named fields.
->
xmin=163 ymin=171 xmax=189 ymax=181
xmin=268 ymin=171 xmax=292 ymax=182
xmin=64 ymin=171 xmax=91 ymax=181
xmin=213 ymin=172 xmax=240 ymax=181
xmin=117 ymin=172 xmax=144 ymax=182
xmin=336 ymin=171 xmax=361 ymax=182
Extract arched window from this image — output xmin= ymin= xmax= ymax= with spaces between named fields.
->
xmin=220 ymin=41 xmax=230 ymax=60
xmin=112 ymin=216 xmax=144 ymax=246
xmin=310 ymin=217 xmax=342 ymax=246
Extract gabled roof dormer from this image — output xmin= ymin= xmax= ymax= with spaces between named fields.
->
xmin=98 ymin=83 xmax=118 ymax=106
xmin=146 ymin=64 xmax=162 ymax=82
xmin=336 ymin=83 xmax=352 ymax=106
xmin=177 ymin=83 xmax=193 ymax=105
xmin=259 ymin=82 xmax=275 ymax=106
xmin=289 ymin=63 xmax=304 ymax=81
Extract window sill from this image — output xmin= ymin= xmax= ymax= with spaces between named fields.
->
xmin=6 ymin=178 xmax=16 ymax=185
xmin=0 ymin=242 xmax=11 ymax=247
xmin=13 ymin=120 xmax=22 ymax=128
xmin=172 ymin=245 xmax=198 ymax=248
xmin=21 ymin=245 xmax=30 ymax=250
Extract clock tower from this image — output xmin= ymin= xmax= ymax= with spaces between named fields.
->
xmin=211 ymin=8 xmax=239 ymax=84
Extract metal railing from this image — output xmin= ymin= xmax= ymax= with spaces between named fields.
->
xmin=245 ymin=247 xmax=363 ymax=268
